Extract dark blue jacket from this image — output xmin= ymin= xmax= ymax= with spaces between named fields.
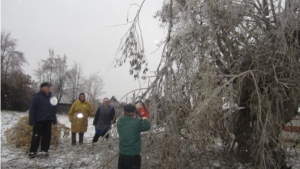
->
xmin=29 ymin=91 xmax=57 ymax=126
xmin=93 ymin=105 xmax=116 ymax=130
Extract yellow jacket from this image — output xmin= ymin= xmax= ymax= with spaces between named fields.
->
xmin=68 ymin=100 xmax=93 ymax=133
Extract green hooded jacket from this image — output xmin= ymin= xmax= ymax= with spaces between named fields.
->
xmin=117 ymin=115 xmax=151 ymax=155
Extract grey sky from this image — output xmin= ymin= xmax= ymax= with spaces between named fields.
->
xmin=1 ymin=0 xmax=164 ymax=101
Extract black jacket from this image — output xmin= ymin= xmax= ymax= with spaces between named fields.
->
xmin=29 ymin=91 xmax=57 ymax=126
xmin=93 ymin=105 xmax=116 ymax=130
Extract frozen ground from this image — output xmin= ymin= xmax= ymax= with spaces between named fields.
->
xmin=1 ymin=111 xmax=300 ymax=169
xmin=1 ymin=110 xmax=120 ymax=169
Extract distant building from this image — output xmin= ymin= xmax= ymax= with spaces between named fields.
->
xmin=56 ymin=96 xmax=73 ymax=114
xmin=110 ymin=96 xmax=121 ymax=108
xmin=109 ymin=96 xmax=124 ymax=119
xmin=56 ymin=103 xmax=72 ymax=114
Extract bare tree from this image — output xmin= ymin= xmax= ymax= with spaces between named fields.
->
xmin=1 ymin=31 xmax=34 ymax=111
xmin=34 ymin=49 xmax=55 ymax=84
xmin=1 ymin=31 xmax=27 ymax=80
xmin=52 ymin=54 xmax=68 ymax=103
xmin=34 ymin=49 xmax=68 ymax=103
xmin=65 ymin=62 xmax=84 ymax=103
xmin=84 ymin=72 xmax=105 ymax=112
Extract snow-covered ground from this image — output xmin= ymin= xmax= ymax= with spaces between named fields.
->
xmin=2 ymin=111 xmax=300 ymax=169
xmin=1 ymin=110 xmax=120 ymax=168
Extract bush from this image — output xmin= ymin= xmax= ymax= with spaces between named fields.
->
xmin=4 ymin=116 xmax=70 ymax=152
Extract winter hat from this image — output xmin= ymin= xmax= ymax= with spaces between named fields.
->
xmin=123 ymin=104 xmax=136 ymax=113
xmin=40 ymin=82 xmax=51 ymax=88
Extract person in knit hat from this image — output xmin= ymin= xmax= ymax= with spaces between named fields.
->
xmin=28 ymin=82 xmax=57 ymax=158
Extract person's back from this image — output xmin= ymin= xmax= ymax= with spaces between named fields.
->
xmin=117 ymin=104 xmax=151 ymax=169
xmin=117 ymin=115 xmax=150 ymax=155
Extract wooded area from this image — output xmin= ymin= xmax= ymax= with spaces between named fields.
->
xmin=1 ymin=32 xmax=104 ymax=112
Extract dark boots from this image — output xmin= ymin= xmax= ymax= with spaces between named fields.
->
xmin=72 ymin=133 xmax=76 ymax=145
xmin=92 ymin=133 xmax=109 ymax=143
xmin=79 ymin=133 xmax=84 ymax=145
xmin=72 ymin=132 xmax=84 ymax=145
xmin=92 ymin=134 xmax=100 ymax=143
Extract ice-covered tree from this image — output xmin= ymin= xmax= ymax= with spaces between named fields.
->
xmin=34 ymin=49 xmax=68 ymax=103
xmin=1 ymin=31 xmax=27 ymax=80
xmin=64 ymin=62 xmax=85 ymax=103
xmin=115 ymin=0 xmax=300 ymax=168
xmin=1 ymin=31 xmax=34 ymax=111
xmin=84 ymin=72 xmax=105 ymax=112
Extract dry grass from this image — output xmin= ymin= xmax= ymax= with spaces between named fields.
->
xmin=4 ymin=116 xmax=70 ymax=153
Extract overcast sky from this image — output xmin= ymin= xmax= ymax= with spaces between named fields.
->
xmin=1 ymin=0 xmax=165 ymax=101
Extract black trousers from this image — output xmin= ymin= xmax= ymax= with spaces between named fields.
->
xmin=29 ymin=120 xmax=52 ymax=152
xmin=118 ymin=154 xmax=141 ymax=169
xmin=72 ymin=132 xmax=84 ymax=145
xmin=92 ymin=129 xmax=109 ymax=143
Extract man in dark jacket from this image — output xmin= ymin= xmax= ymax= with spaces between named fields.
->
xmin=117 ymin=104 xmax=151 ymax=169
xmin=92 ymin=98 xmax=116 ymax=142
xmin=28 ymin=82 xmax=57 ymax=158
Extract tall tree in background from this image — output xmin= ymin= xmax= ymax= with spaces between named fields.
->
xmin=84 ymin=73 xmax=105 ymax=112
xmin=1 ymin=31 xmax=27 ymax=80
xmin=1 ymin=31 xmax=34 ymax=111
xmin=34 ymin=49 xmax=68 ymax=103
xmin=65 ymin=62 xmax=84 ymax=103
xmin=34 ymin=50 xmax=104 ymax=109
xmin=53 ymin=54 xmax=68 ymax=103
xmin=115 ymin=0 xmax=300 ymax=168
xmin=34 ymin=49 xmax=53 ymax=84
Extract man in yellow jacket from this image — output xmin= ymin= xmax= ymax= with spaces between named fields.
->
xmin=68 ymin=93 xmax=93 ymax=145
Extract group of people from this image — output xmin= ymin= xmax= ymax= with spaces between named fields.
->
xmin=28 ymin=82 xmax=151 ymax=169
xmin=67 ymin=94 xmax=116 ymax=145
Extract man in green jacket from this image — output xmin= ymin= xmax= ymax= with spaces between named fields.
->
xmin=117 ymin=104 xmax=151 ymax=169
